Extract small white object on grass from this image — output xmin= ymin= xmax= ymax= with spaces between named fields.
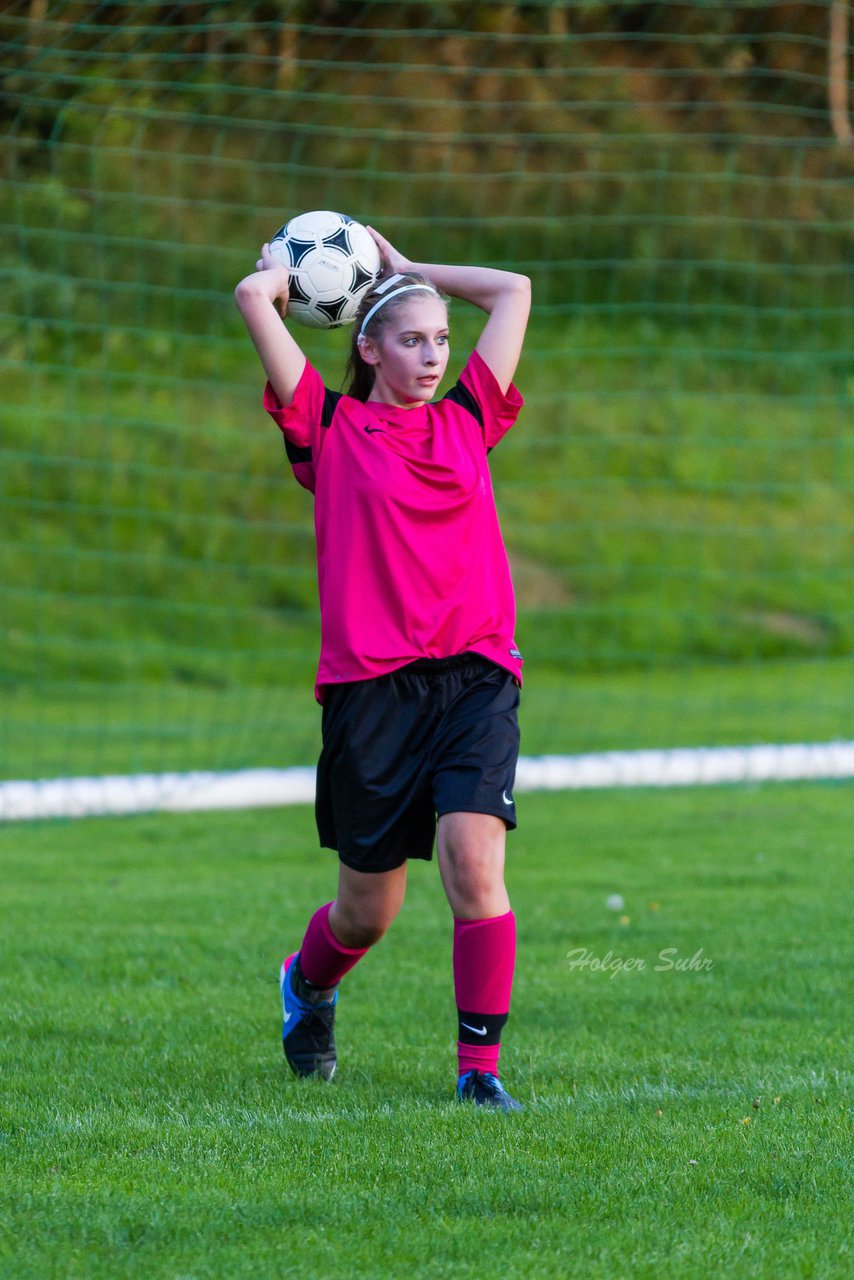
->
xmin=606 ymin=893 xmax=624 ymax=912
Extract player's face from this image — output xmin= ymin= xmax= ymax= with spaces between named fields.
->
xmin=364 ymin=296 xmax=450 ymax=407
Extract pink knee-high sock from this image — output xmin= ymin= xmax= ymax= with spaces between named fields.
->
xmin=453 ymin=910 xmax=516 ymax=1077
xmin=299 ymin=902 xmax=370 ymax=988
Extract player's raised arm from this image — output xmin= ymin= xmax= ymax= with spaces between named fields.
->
xmin=366 ymin=227 xmax=531 ymax=394
xmin=234 ymin=244 xmax=307 ymax=406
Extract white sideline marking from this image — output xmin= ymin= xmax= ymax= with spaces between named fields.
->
xmin=1 ymin=743 xmax=852 ymax=822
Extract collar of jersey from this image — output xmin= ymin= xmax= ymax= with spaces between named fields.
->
xmin=365 ymin=399 xmax=429 ymax=423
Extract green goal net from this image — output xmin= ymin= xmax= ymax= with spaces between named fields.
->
xmin=1 ymin=1 xmax=852 ymax=786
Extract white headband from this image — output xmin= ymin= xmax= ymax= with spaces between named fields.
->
xmin=359 ymin=274 xmax=440 ymax=336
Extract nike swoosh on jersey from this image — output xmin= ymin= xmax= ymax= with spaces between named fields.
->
xmin=460 ymin=1021 xmax=488 ymax=1036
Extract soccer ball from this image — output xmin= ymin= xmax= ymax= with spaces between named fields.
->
xmin=269 ymin=210 xmax=381 ymax=329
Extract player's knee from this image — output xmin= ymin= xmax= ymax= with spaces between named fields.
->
xmin=330 ymin=901 xmax=395 ymax=949
xmin=353 ymin=918 xmax=389 ymax=948
xmin=444 ymin=849 xmax=504 ymax=910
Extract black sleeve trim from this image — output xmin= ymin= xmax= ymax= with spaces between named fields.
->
xmin=443 ymin=380 xmax=483 ymax=427
xmin=284 ymin=438 xmax=312 ymax=464
xmin=285 ymin=384 xmax=343 ymax=465
xmin=283 ymin=385 xmax=341 ymax=465
xmin=322 ymin=387 xmax=343 ymax=428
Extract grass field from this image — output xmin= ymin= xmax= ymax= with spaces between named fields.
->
xmin=1 ymin=782 xmax=850 ymax=1279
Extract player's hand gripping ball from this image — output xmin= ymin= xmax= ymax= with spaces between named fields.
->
xmin=268 ymin=210 xmax=381 ymax=329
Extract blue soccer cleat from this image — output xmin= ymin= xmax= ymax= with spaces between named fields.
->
xmin=457 ymin=1069 xmax=523 ymax=1112
xmin=280 ymin=951 xmax=338 ymax=1080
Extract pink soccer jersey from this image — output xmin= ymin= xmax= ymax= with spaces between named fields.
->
xmin=263 ymin=349 xmax=524 ymax=701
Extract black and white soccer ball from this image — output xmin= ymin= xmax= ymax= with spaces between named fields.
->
xmin=269 ymin=210 xmax=381 ymax=329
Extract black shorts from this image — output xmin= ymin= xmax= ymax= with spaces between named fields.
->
xmin=315 ymin=654 xmax=521 ymax=874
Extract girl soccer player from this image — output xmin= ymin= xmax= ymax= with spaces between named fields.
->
xmin=234 ymin=226 xmax=531 ymax=1111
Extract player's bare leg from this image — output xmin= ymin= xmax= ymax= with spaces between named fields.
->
xmin=437 ymin=812 xmax=509 ymax=919
xmin=330 ymin=861 xmax=408 ymax=950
